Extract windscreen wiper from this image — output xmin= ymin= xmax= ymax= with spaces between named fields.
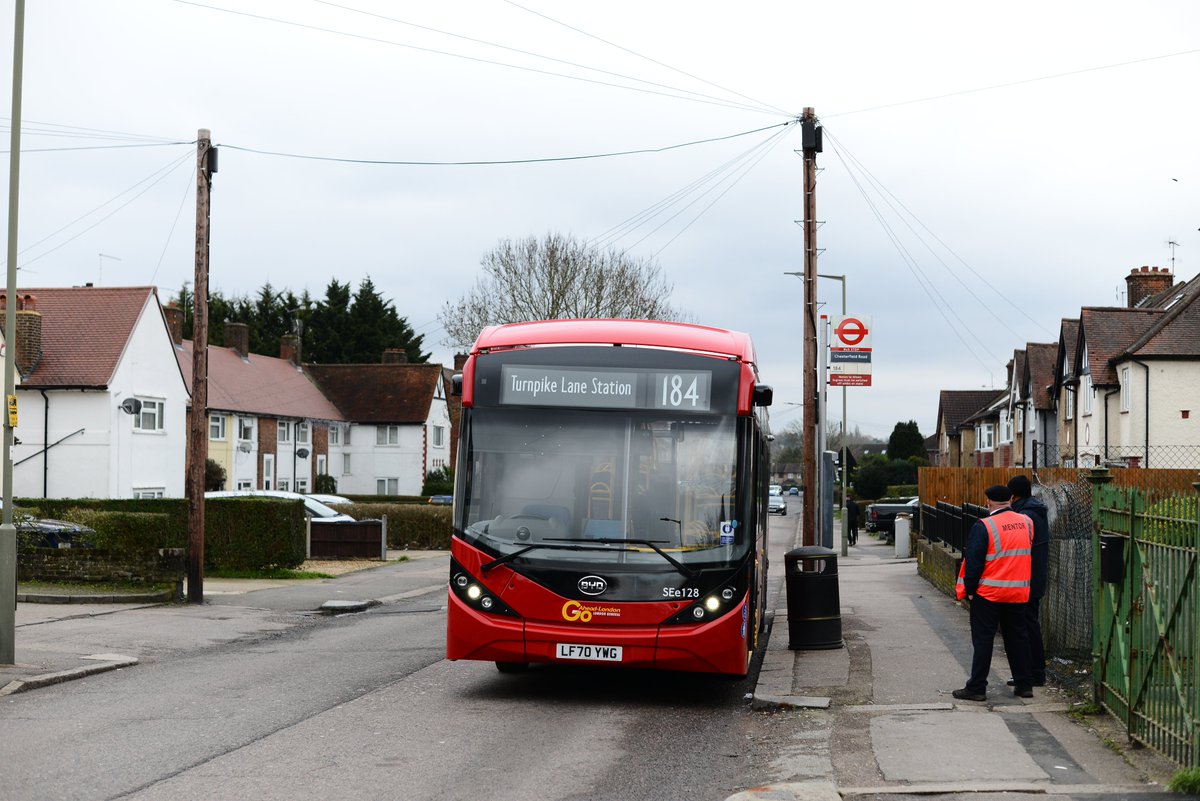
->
xmin=480 ymin=540 xmax=634 ymax=573
xmin=545 ymin=537 xmax=698 ymax=580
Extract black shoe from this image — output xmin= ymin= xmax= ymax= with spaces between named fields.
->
xmin=1007 ymin=678 xmax=1046 ymax=687
xmin=952 ymin=688 xmax=987 ymax=702
xmin=1013 ymin=685 xmax=1033 ymax=698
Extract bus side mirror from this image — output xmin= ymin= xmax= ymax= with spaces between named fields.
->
xmin=451 ymin=374 xmax=463 ymax=397
xmin=753 ymin=384 xmax=773 ymax=407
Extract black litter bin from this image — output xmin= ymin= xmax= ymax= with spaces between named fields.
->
xmin=785 ymin=546 xmax=843 ymax=650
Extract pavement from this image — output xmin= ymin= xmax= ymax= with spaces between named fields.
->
xmin=2 ymin=535 xmax=1193 ymax=799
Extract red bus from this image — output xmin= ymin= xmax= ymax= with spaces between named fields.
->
xmin=445 ymin=319 xmax=774 ymax=676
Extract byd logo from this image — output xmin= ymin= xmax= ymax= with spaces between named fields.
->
xmin=577 ymin=575 xmax=608 ymax=596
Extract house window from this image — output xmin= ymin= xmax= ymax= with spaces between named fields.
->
xmin=1083 ymin=374 xmax=1093 ymax=415
xmin=238 ymin=417 xmax=255 ymax=442
xmin=133 ymin=488 xmax=164 ymax=499
xmin=296 ymin=478 xmax=308 ymax=493
xmin=210 ymin=415 xmax=226 ymax=441
xmin=1121 ymin=367 xmax=1131 ymax=412
xmin=296 ymin=422 xmax=310 ymax=445
xmin=432 ymin=458 xmax=445 ymax=470
xmin=263 ymin=454 xmax=274 ymax=490
xmin=329 ymin=425 xmax=340 ymax=446
xmin=377 ymin=425 xmax=400 ymax=445
xmin=317 ymin=455 xmax=327 ymax=476
xmin=1065 ymin=388 xmax=1075 ymax=420
xmin=979 ymin=423 xmax=995 ymax=451
xmin=344 ymin=426 xmax=352 ymax=445
xmin=377 ymin=477 xmax=399 ymax=495
xmin=135 ymin=398 xmax=165 ymax=432
xmin=431 ymin=425 xmax=446 ymax=448
xmin=237 ymin=480 xmax=253 ymax=491
xmin=278 ymin=421 xmax=291 ymax=443
xmin=278 ymin=479 xmax=290 ymax=491
xmin=1000 ymin=411 xmax=1012 ymax=444
xmin=342 ymin=453 xmax=352 ymax=475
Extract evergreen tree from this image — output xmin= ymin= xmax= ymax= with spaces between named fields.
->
xmin=886 ymin=420 xmax=926 ymax=461
xmin=306 ymin=280 xmax=353 ymax=363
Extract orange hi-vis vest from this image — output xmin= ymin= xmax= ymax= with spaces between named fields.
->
xmin=956 ymin=509 xmax=1034 ymax=603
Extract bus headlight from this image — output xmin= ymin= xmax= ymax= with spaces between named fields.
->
xmin=705 ymin=596 xmax=720 ymax=612
xmin=448 ymin=557 xmax=519 ymax=618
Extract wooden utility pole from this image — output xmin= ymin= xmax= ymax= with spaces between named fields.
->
xmin=186 ymin=129 xmax=215 ymax=603
xmin=800 ymin=108 xmax=821 ymax=547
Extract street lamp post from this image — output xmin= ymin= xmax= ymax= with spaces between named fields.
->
xmin=818 ymin=274 xmax=849 ymax=557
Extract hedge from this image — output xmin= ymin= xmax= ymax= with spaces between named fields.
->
xmin=20 ymin=497 xmax=306 ymax=570
xmin=341 ymin=503 xmax=452 ymax=549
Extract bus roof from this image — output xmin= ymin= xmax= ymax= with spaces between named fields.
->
xmin=472 ymin=319 xmax=757 ymax=365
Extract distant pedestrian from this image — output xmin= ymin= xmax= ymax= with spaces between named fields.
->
xmin=952 ymin=484 xmax=1035 ymax=702
xmin=1004 ymin=474 xmax=1050 ymax=687
xmin=845 ymin=497 xmax=859 ymax=546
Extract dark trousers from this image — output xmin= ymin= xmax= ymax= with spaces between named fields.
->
xmin=1001 ymin=597 xmax=1045 ymax=684
xmin=966 ymin=595 xmax=1032 ymax=694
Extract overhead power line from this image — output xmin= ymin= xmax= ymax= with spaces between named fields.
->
xmin=827 ymin=46 xmax=1200 ymax=118
xmin=498 ymin=0 xmax=794 ymax=117
xmin=218 ymin=120 xmax=796 ymax=166
xmin=171 ymin=0 xmax=782 ymax=116
xmin=307 ymin=0 xmax=787 ymax=117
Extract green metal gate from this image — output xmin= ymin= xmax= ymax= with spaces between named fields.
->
xmin=1092 ymin=473 xmax=1200 ymax=767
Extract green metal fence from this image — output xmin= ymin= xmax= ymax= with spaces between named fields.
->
xmin=1090 ymin=469 xmax=1200 ymax=767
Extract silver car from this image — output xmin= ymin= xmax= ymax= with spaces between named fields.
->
xmin=768 ymin=494 xmax=787 ymax=515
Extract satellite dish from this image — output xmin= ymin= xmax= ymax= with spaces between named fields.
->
xmin=119 ymin=398 xmax=142 ymax=415
xmin=296 ymin=448 xmax=310 ymax=459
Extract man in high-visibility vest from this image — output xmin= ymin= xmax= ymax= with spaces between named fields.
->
xmin=952 ymin=484 xmax=1035 ymax=702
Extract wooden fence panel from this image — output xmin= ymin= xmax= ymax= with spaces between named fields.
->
xmin=309 ymin=519 xmax=386 ymax=559
xmin=920 ymin=466 xmax=1199 ymax=508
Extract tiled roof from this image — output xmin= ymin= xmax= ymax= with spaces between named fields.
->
xmin=178 ymin=341 xmax=344 ymax=422
xmin=14 ymin=286 xmax=160 ymax=388
xmin=963 ymin=390 xmax=1008 ymax=425
xmin=1024 ymin=343 xmax=1058 ymax=411
xmin=1055 ymin=318 xmax=1080 ymax=390
xmin=936 ymin=390 xmax=998 ymax=435
xmin=1122 ymin=280 xmax=1200 ymax=359
xmin=1011 ymin=350 xmax=1026 ymax=398
xmin=306 ymin=363 xmax=443 ymax=424
xmin=1077 ymin=307 xmax=1162 ymax=385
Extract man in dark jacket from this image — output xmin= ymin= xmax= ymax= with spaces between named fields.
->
xmin=1005 ymin=474 xmax=1050 ymax=686
xmin=845 ymin=497 xmax=859 ymax=546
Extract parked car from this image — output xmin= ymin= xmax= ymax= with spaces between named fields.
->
xmin=788 ymin=487 xmax=799 ymax=496
xmin=306 ymin=493 xmax=352 ymax=506
xmin=427 ymin=495 xmax=453 ymax=506
xmin=767 ymin=494 xmax=788 ymax=515
xmin=205 ymin=490 xmax=356 ymax=522
xmin=864 ymin=496 xmax=919 ymax=536
xmin=16 ymin=516 xmax=96 ymax=548
xmin=769 ymin=484 xmax=783 ymax=496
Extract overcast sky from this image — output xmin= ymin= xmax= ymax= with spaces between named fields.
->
xmin=3 ymin=0 xmax=1198 ymax=440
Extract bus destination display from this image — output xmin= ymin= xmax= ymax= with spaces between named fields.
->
xmin=500 ymin=366 xmax=712 ymax=411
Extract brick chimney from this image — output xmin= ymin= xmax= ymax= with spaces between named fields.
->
xmin=382 ymin=348 xmax=408 ymax=364
xmin=1126 ymin=265 xmax=1174 ymax=308
xmin=280 ymin=334 xmax=301 ymax=365
xmin=224 ymin=321 xmax=250 ymax=356
xmin=0 ymin=292 xmax=43 ymax=377
xmin=454 ymin=353 xmax=468 ymax=371
xmin=162 ymin=304 xmax=184 ymax=345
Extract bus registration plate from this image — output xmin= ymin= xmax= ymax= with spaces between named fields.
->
xmin=556 ymin=643 xmax=623 ymax=662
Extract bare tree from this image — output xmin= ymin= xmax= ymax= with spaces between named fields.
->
xmin=439 ymin=232 xmax=687 ymax=349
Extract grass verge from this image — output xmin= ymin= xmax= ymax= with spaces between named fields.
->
xmin=206 ymin=567 xmax=334 ymax=580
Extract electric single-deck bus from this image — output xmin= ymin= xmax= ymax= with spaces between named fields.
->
xmin=446 ymin=319 xmax=774 ymax=676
